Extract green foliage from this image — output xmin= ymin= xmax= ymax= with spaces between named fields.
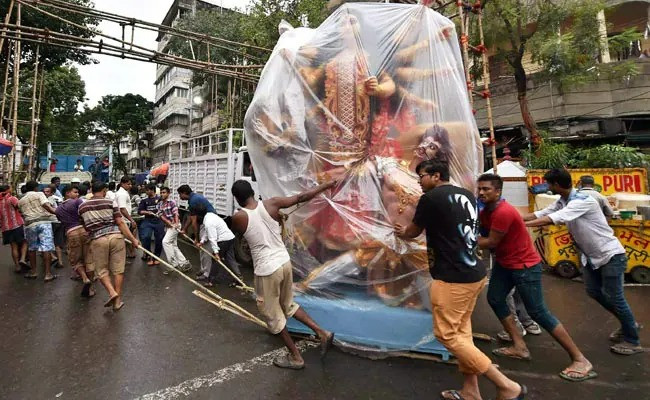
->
xmin=523 ymin=139 xmax=650 ymax=169
xmin=240 ymin=0 xmax=328 ymax=51
xmin=571 ymin=145 xmax=650 ymax=169
xmin=0 ymin=0 xmax=98 ymax=69
xmin=82 ymin=94 xmax=153 ymax=175
xmin=522 ymin=134 xmax=573 ymax=169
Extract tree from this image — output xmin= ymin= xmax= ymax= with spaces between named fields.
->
xmin=480 ymin=0 xmax=641 ymax=148
xmin=83 ymin=94 xmax=153 ymax=176
xmin=240 ymin=0 xmax=328 ymax=51
xmin=0 ymin=0 xmax=98 ymax=69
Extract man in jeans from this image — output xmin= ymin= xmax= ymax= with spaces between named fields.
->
xmin=18 ymin=181 xmax=57 ymax=281
xmin=79 ymin=181 xmax=140 ymax=311
xmin=157 ymin=187 xmax=191 ymax=272
xmin=138 ymin=183 xmax=164 ymax=266
xmin=477 ymin=173 xmax=595 ymax=381
xmin=0 ymin=184 xmax=28 ymax=272
xmin=395 ymin=160 xmax=525 ymax=400
xmin=526 ymin=168 xmax=642 ymax=355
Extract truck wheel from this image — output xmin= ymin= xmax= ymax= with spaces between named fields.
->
xmin=234 ymin=234 xmax=253 ymax=268
xmin=555 ymin=261 xmax=579 ymax=279
xmin=630 ymin=266 xmax=650 ymax=284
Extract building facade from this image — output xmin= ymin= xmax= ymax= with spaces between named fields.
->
xmin=151 ymin=0 xmax=227 ymax=165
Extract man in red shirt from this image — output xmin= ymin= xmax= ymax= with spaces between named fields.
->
xmin=0 ymin=185 xmax=28 ymax=272
xmin=477 ymin=174 xmax=596 ymax=382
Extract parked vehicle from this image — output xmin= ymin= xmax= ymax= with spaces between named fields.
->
xmin=166 ymin=128 xmax=258 ymax=265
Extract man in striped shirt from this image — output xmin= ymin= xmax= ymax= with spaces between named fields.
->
xmin=79 ymin=181 xmax=140 ymax=311
xmin=0 ymin=185 xmax=28 ymax=272
xmin=157 ymin=187 xmax=191 ymax=272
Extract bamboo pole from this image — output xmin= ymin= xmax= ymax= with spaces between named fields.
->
xmin=0 ymin=0 xmax=15 ymax=56
xmin=27 ymin=44 xmax=38 ymax=180
xmin=124 ymin=237 xmax=265 ymax=328
xmin=476 ymin=6 xmax=497 ymax=174
xmin=9 ymin=3 xmax=21 ymax=175
xmin=177 ymin=231 xmax=253 ymax=292
xmin=30 ymin=65 xmax=44 ymax=175
xmin=0 ymin=40 xmax=13 ymax=135
xmin=457 ymin=1 xmax=474 ymax=108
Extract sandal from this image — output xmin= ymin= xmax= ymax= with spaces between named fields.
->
xmin=321 ymin=332 xmax=335 ymax=359
xmin=505 ymin=384 xmax=527 ymax=400
xmin=24 ymin=273 xmax=38 ymax=279
xmin=153 ymin=260 xmax=160 ymax=265
xmin=440 ymin=390 xmax=466 ymax=400
xmin=492 ymin=347 xmax=532 ymax=361
xmin=19 ymin=260 xmax=29 ymax=269
xmin=113 ymin=301 xmax=125 ymax=311
xmin=610 ymin=342 xmax=644 ymax=355
xmin=272 ymin=354 xmax=304 ymax=370
xmin=81 ymin=281 xmax=92 ymax=297
xmin=104 ymin=294 xmax=118 ymax=308
xmin=44 ymin=274 xmax=58 ymax=282
xmin=559 ymin=368 xmax=598 ymax=382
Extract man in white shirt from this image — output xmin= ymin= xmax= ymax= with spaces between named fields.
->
xmin=106 ymin=182 xmax=117 ymax=202
xmin=115 ymin=177 xmax=137 ymax=258
xmin=194 ymin=203 xmax=241 ymax=287
xmin=73 ymin=159 xmax=84 ymax=171
xmin=525 ymin=169 xmax=642 ymax=356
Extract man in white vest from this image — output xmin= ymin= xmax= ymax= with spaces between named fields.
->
xmin=231 ymin=179 xmax=336 ymax=369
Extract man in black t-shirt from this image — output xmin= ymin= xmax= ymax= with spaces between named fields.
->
xmin=395 ymin=159 xmax=525 ymax=400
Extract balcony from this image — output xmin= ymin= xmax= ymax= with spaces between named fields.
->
xmin=473 ymin=60 xmax=650 ymax=131
xmin=152 ymin=97 xmax=190 ymax=128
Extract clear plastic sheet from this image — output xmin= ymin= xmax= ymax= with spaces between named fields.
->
xmin=244 ymin=3 xmax=483 ymax=351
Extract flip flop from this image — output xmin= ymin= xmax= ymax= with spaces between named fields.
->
xmin=104 ymin=295 xmax=118 ymax=308
xmin=440 ymin=390 xmax=466 ymax=400
xmin=44 ymin=274 xmax=58 ymax=282
xmin=610 ymin=342 xmax=645 ymax=355
xmin=81 ymin=281 xmax=92 ymax=297
xmin=24 ymin=273 xmax=38 ymax=279
xmin=113 ymin=301 xmax=125 ymax=311
xmin=272 ymin=354 xmax=304 ymax=370
xmin=505 ymin=384 xmax=527 ymax=400
xmin=321 ymin=332 xmax=335 ymax=359
xmin=559 ymin=369 xmax=598 ymax=382
xmin=19 ymin=260 xmax=29 ymax=269
xmin=492 ymin=347 xmax=532 ymax=361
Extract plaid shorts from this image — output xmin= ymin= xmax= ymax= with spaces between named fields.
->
xmin=25 ymin=223 xmax=55 ymax=252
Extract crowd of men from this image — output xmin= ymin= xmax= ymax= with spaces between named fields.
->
xmin=0 ymin=159 xmax=643 ymax=399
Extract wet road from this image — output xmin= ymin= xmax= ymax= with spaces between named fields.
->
xmin=0 ymin=243 xmax=649 ymax=400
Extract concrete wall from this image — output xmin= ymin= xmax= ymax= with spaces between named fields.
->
xmin=474 ymin=60 xmax=650 ymax=130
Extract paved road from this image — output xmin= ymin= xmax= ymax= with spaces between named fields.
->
xmin=0 ymin=243 xmax=648 ymax=400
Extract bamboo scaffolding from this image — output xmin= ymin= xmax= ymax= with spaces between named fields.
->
xmin=27 ymin=44 xmax=38 ymax=180
xmin=9 ymin=4 xmax=21 ymax=175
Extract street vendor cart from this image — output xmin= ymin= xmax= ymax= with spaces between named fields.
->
xmin=528 ymin=168 xmax=650 ymax=283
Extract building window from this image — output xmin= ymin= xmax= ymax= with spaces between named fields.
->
xmin=176 ymin=88 xmax=189 ymax=98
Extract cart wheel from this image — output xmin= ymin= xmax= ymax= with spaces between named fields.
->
xmin=234 ymin=233 xmax=253 ymax=268
xmin=555 ymin=261 xmax=579 ymax=279
xmin=630 ymin=266 xmax=650 ymax=284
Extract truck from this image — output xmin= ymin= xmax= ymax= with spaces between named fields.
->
xmin=165 ymin=128 xmax=258 ymax=266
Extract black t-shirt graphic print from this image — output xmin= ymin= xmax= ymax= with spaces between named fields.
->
xmin=413 ymin=184 xmax=486 ymax=283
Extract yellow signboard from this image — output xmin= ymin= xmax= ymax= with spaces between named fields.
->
xmin=527 ymin=168 xmax=648 ymax=196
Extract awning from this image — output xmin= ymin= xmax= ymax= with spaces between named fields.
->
xmin=150 ymin=163 xmax=169 ymax=177
xmin=0 ymin=138 xmax=13 ymax=156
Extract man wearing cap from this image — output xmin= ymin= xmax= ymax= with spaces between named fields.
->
xmin=578 ymin=175 xmax=614 ymax=218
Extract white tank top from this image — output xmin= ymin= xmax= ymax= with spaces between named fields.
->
xmin=242 ymin=202 xmax=291 ymax=276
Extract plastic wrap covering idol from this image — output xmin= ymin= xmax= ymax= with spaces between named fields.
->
xmin=244 ymin=3 xmax=482 ymax=310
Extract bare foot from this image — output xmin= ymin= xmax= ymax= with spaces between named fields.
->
xmin=497 ymin=382 xmax=523 ymax=400
xmin=492 ymin=346 xmax=531 ymax=361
